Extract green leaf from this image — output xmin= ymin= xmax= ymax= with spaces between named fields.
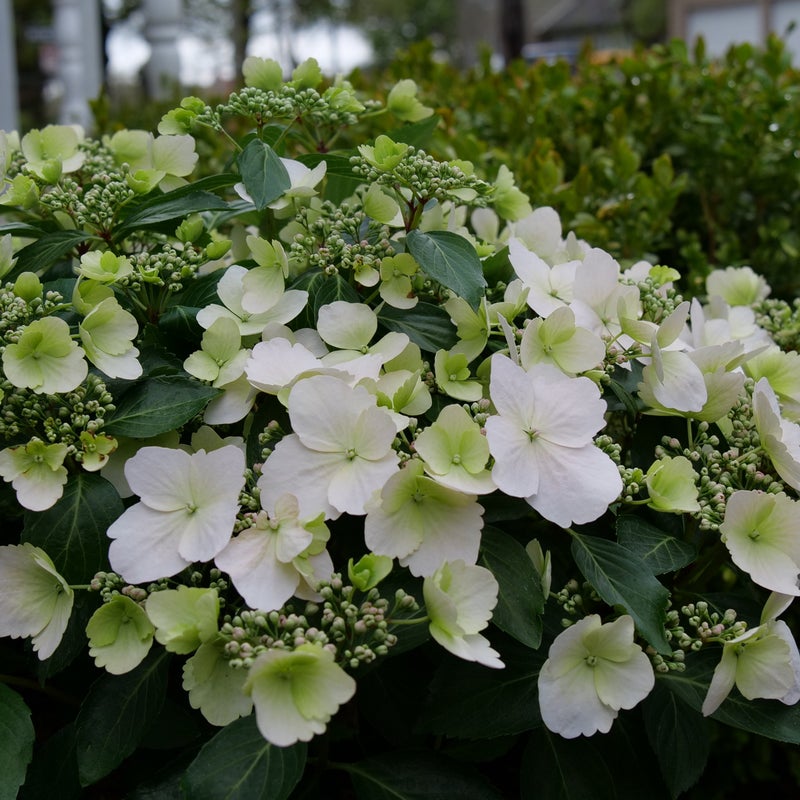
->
xmin=377 ymin=302 xmax=458 ymax=353
xmin=22 ymin=472 xmax=120 ymax=582
xmin=479 ymin=527 xmax=544 ymax=648
xmin=418 ymin=640 xmax=544 ymax=739
xmin=104 ymin=376 xmax=219 ymax=437
xmin=75 ymin=649 xmax=169 ymax=786
xmin=17 ymin=724 xmax=80 ymax=800
xmin=642 ymin=683 xmax=709 ymax=799
xmin=405 ymin=229 xmax=486 ymax=310
xmin=182 ymin=715 xmax=306 ymax=800
xmin=520 ymin=729 xmax=616 ymax=800
xmin=0 ymin=684 xmax=35 ymax=800
xmin=291 ymin=270 xmax=360 ymax=327
xmin=343 ymin=751 xmax=505 ymax=800
xmin=237 ymin=139 xmax=291 ymax=210
xmin=165 ymin=271 xmax=223 ymax=309
xmin=158 ymin=304 xmax=204 ymax=341
xmin=115 ymin=191 xmax=230 ymax=236
xmin=388 ymin=115 xmax=442 ymax=149
xmin=616 ymin=515 xmax=696 ymax=575
xmin=659 ymin=649 xmax=800 ymax=743
xmin=0 ymin=222 xmax=46 ymax=238
xmin=570 ymin=532 xmax=671 ymax=654
xmin=10 ymin=230 xmax=99 ymax=278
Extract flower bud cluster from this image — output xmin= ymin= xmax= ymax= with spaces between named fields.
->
xmin=124 ymin=243 xmax=205 ymax=293
xmin=633 ymin=276 xmax=684 ymax=323
xmin=680 ymin=601 xmax=746 ymax=646
xmin=555 ymin=578 xmax=600 ymax=619
xmin=219 ymin=85 xmax=364 ymax=132
xmin=90 ymin=571 xmax=148 ymax=605
xmin=37 ymin=142 xmax=133 ymax=232
xmin=291 ymin=201 xmax=394 ymax=277
xmin=754 ymin=297 xmax=800 ymax=351
xmin=0 ymin=284 xmax=66 ymax=346
xmin=219 ymin=577 xmax=417 ymax=671
xmin=0 ymin=373 xmax=114 ymax=448
xmin=350 ymin=147 xmax=494 ymax=208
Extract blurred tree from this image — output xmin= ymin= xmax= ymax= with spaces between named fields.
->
xmin=13 ymin=0 xmax=50 ymax=128
xmin=294 ymin=0 xmax=456 ymax=66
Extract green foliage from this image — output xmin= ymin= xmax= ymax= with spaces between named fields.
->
xmin=358 ymin=35 xmax=800 ymax=296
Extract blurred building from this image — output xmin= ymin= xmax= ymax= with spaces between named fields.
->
xmin=668 ymin=0 xmax=800 ymax=56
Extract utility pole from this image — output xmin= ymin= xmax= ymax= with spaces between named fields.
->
xmin=0 ymin=0 xmax=19 ymax=131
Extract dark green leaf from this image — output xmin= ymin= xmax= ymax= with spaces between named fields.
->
xmin=377 ymin=302 xmax=458 ymax=353
xmin=344 ymin=751 xmax=505 ymax=800
xmin=22 ymin=472 xmax=120 ymax=582
xmin=237 ymin=139 xmax=291 ymax=210
xmin=388 ymin=115 xmax=442 ymax=149
xmin=570 ymin=532 xmax=671 ymax=654
xmin=17 ymin=724 xmax=80 ymax=800
xmin=642 ymin=682 xmax=709 ymax=799
xmin=479 ymin=527 xmax=544 ymax=648
xmin=165 ymin=271 xmax=223 ymax=309
xmin=75 ymin=649 xmax=169 ymax=786
xmin=0 ymin=222 xmax=46 ymax=237
xmin=521 ymin=729 xmax=616 ymax=800
xmin=0 ymin=684 xmax=35 ymax=800
xmin=659 ymin=648 xmax=800 ymax=743
xmin=616 ymin=515 xmax=696 ymax=575
xmin=115 ymin=191 xmax=231 ymax=236
xmin=418 ymin=640 xmax=544 ymax=739
xmin=104 ymin=376 xmax=219 ymax=437
xmin=158 ymin=305 xmax=204 ymax=340
xmin=37 ymin=593 xmax=98 ymax=681
xmin=406 ymin=229 xmax=486 ymax=309
xmin=10 ymin=230 xmax=99 ymax=277
xmin=182 ymin=715 xmax=306 ymax=800
xmin=291 ymin=271 xmax=360 ymax=327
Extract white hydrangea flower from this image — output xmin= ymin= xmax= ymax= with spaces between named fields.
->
xmin=720 ymin=490 xmax=800 ymax=595
xmin=107 ymin=445 xmax=245 ymax=583
xmin=485 ymin=354 xmax=622 ymax=527
xmin=258 ymin=375 xmax=399 ymax=519
xmin=702 ymin=593 xmax=800 ymax=716
xmin=752 ymin=378 xmax=800 ymax=491
xmin=538 ymin=614 xmax=654 ymax=738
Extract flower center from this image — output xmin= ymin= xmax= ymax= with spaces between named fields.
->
xmin=748 ymin=529 xmax=761 ymax=541
xmin=345 ymin=447 xmax=357 ymax=460
xmin=585 ymin=655 xmax=598 ymax=668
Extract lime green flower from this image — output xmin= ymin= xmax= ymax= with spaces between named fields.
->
xmin=182 ymin=638 xmax=253 ymax=725
xmin=145 ymin=587 xmax=220 ymax=655
xmin=86 ymin=595 xmax=154 ymax=674
xmin=2 ymin=316 xmax=87 ymax=394
xmin=358 ymin=135 xmax=409 ymax=172
xmin=645 ymin=456 xmax=700 ymax=513
xmin=0 ymin=543 xmax=74 ymax=659
xmin=21 ymin=124 xmax=85 ymax=181
xmin=348 ymin=553 xmax=394 ymax=591
xmin=491 ymin=165 xmax=532 ymax=222
xmin=242 ymin=56 xmax=283 ymax=90
xmin=387 ymin=79 xmax=434 ymax=122
xmin=434 ymin=349 xmax=483 ymax=402
xmin=79 ymin=297 xmax=142 ymax=380
xmin=77 ymin=250 xmax=133 ymax=284
xmin=0 ymin=439 xmax=69 ymax=511
xmin=244 ymin=643 xmax=356 ymax=746
xmin=414 ymin=405 xmax=495 ymax=495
